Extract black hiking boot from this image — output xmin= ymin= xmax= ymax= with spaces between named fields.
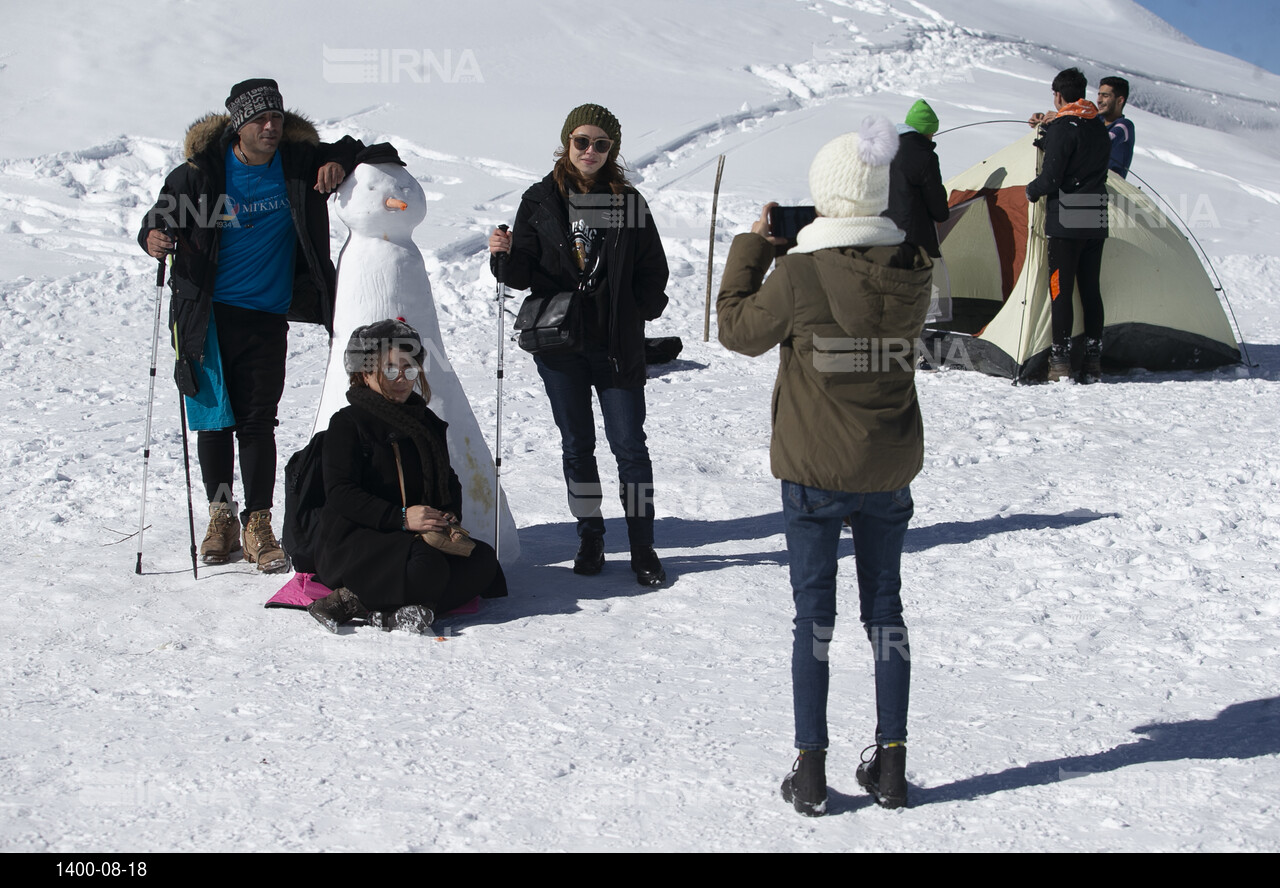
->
xmin=781 ymin=749 xmax=828 ymax=817
xmin=367 ymin=605 xmax=436 ymax=634
xmin=856 ymin=743 xmax=908 ymax=809
xmin=573 ymin=533 xmax=605 ymax=575
xmin=307 ymin=587 xmax=369 ymax=634
xmin=1047 ymin=343 xmax=1072 ymax=383
xmin=630 ymin=546 xmax=666 ymax=587
xmin=1080 ymin=338 xmax=1103 ymax=384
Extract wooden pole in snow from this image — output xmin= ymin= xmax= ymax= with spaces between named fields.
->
xmin=703 ymin=154 xmax=726 ymax=342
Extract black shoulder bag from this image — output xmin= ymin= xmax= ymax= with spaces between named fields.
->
xmin=513 ymin=231 xmax=603 ymax=355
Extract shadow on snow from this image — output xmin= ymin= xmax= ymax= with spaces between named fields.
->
xmin=444 ymin=509 xmax=1115 ymax=630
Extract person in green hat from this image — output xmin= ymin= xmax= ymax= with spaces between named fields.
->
xmin=884 ymin=98 xmax=949 ymax=260
xmin=488 ymin=104 xmax=671 ymax=586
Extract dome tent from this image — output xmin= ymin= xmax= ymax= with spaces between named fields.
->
xmin=926 ymin=131 xmax=1240 ymax=381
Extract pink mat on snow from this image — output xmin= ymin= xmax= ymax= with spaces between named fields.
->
xmin=265 ymin=572 xmax=480 ymax=615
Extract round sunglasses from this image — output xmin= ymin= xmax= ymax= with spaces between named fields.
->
xmin=381 ymin=364 xmax=422 ymax=382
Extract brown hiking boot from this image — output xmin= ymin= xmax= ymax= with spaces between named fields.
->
xmin=200 ymin=502 xmax=242 ymax=564
xmin=242 ymin=509 xmax=289 ymax=573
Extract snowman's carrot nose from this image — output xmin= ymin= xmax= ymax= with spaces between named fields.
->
xmin=385 ymin=197 xmax=409 ymax=211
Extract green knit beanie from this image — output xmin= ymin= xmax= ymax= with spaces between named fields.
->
xmin=904 ymin=99 xmax=939 ymax=136
xmin=561 ymin=103 xmax=622 ymax=161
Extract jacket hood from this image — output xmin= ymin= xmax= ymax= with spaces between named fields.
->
xmin=183 ymin=110 xmax=320 ymax=162
xmin=810 ymin=247 xmax=932 ymax=338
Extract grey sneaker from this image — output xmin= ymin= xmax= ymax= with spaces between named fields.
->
xmin=368 ymin=605 xmax=436 ymax=634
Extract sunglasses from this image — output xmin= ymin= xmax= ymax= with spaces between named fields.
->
xmin=570 ymin=135 xmax=614 ymax=154
xmin=381 ymin=364 xmax=421 ymax=382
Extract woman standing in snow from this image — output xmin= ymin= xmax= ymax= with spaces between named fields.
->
xmin=718 ymin=118 xmax=932 ymax=816
xmin=488 ymin=104 xmax=670 ymax=586
xmin=308 ymin=320 xmax=507 ymax=633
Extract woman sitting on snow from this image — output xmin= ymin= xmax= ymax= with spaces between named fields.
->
xmin=308 ymin=319 xmax=507 ymax=633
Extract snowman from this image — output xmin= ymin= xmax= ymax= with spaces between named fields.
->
xmin=315 ymin=161 xmax=519 ymax=563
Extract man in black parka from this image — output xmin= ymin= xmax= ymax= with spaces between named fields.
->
xmin=138 ymin=78 xmax=363 ymax=570
xmin=1025 ymin=67 xmax=1111 ymax=383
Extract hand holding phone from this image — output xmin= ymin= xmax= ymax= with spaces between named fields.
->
xmin=767 ymin=204 xmax=817 ymax=244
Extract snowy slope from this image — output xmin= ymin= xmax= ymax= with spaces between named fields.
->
xmin=1 ymin=0 xmax=1278 ymax=852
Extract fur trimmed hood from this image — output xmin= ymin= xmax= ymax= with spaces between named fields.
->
xmin=183 ymin=110 xmax=320 ymax=163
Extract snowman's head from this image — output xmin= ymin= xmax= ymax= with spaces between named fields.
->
xmin=335 ymin=163 xmax=427 ymax=238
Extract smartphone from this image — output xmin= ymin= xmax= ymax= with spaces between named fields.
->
xmin=769 ymin=205 xmax=818 ymax=243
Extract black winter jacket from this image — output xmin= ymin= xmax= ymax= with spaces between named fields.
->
xmin=492 ymin=173 xmax=669 ymax=388
xmin=1026 ymin=111 xmax=1110 ymax=240
xmin=313 ymin=397 xmax=466 ymax=609
xmin=137 ymin=112 xmax=362 ymax=394
xmin=885 ymin=131 xmax=949 ymax=258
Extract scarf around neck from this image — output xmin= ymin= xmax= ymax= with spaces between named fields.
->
xmin=1055 ymin=99 xmax=1099 ymax=121
xmin=347 ymin=387 xmax=453 ymax=511
xmin=789 ymin=215 xmax=906 ymax=255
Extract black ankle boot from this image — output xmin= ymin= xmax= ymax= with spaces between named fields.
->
xmin=856 ymin=743 xmax=908 ymax=809
xmin=781 ymin=749 xmax=827 ymax=817
xmin=630 ymin=546 xmax=666 ymax=587
xmin=573 ymin=533 xmax=605 ymax=575
xmin=1047 ymin=343 xmax=1072 ymax=383
xmin=307 ymin=587 xmax=368 ymax=634
xmin=1081 ymin=338 xmax=1103 ymax=384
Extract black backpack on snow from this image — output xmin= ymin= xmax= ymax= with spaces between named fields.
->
xmin=282 ymin=430 xmax=326 ymax=574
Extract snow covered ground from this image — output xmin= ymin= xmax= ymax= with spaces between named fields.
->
xmin=1 ymin=0 xmax=1278 ymax=852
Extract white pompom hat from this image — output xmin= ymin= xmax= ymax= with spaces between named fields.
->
xmin=808 ymin=115 xmax=900 ymax=219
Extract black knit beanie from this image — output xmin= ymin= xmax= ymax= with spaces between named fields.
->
xmin=226 ymin=78 xmax=284 ymax=131
xmin=561 ymin=104 xmax=621 ymax=162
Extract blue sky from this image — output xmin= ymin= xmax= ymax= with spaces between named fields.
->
xmin=1136 ymin=0 xmax=1280 ymax=75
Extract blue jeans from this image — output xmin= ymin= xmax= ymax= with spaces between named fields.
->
xmin=535 ymin=342 xmax=655 ymax=548
xmin=782 ymin=480 xmax=913 ymax=750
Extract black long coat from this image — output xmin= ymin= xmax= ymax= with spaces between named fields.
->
xmin=313 ymin=397 xmax=463 ymax=608
xmin=493 ymin=174 xmax=669 ymax=388
xmin=884 ymin=131 xmax=950 ymax=258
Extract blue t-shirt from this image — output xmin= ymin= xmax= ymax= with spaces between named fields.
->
xmin=213 ymin=146 xmax=296 ymax=313
xmin=1107 ymin=116 xmax=1134 ymax=179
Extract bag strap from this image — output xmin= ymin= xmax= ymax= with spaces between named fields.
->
xmin=391 ymin=440 xmax=408 ymax=508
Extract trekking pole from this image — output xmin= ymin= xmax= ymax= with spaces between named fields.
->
xmin=493 ymin=224 xmax=510 ymax=557
xmin=177 ymin=384 xmax=199 ymax=581
xmin=136 ymin=253 xmax=168 ymax=574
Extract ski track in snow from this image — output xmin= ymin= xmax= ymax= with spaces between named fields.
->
xmin=2 ymin=0 xmax=1280 ymax=853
